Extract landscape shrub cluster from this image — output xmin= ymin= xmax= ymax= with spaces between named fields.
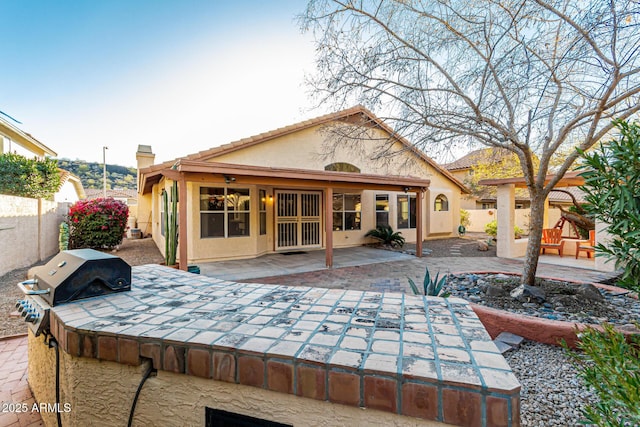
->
xmin=67 ymin=198 xmax=128 ymax=249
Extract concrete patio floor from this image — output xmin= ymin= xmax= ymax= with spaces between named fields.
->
xmin=198 ymin=246 xmax=415 ymax=281
xmin=198 ymin=246 xmax=616 ymax=288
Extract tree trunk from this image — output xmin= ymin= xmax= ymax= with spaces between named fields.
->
xmin=521 ymin=194 xmax=546 ymax=286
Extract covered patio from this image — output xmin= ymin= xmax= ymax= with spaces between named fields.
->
xmin=479 ymin=171 xmax=615 ymax=273
xmin=139 ymin=159 xmax=431 ymax=270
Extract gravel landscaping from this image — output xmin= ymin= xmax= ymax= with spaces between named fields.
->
xmin=504 ymin=341 xmax=594 ymax=426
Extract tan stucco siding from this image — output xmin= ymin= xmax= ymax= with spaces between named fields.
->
xmin=211 ymin=126 xmax=420 ymax=177
xmin=210 ymin=125 xmax=462 ymax=238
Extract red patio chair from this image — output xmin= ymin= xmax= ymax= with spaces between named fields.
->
xmin=540 ymin=228 xmax=565 ymax=257
xmin=576 ymin=230 xmax=596 ymax=259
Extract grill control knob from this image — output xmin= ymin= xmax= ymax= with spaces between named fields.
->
xmin=25 ymin=313 xmax=39 ymax=323
xmin=15 ymin=300 xmax=25 ymax=312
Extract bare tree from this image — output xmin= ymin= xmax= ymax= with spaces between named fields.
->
xmin=300 ymin=0 xmax=640 ymax=286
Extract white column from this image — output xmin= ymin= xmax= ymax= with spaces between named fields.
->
xmin=595 ymin=220 xmax=616 ymax=272
xmin=496 ymin=184 xmax=515 ymax=258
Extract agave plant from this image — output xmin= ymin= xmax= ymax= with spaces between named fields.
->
xmin=408 ymin=265 xmax=449 ymax=297
xmin=364 ymin=224 xmax=405 ymax=248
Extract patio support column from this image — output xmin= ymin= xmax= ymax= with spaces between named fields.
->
xmin=543 ymin=196 xmax=550 ymax=229
xmin=415 ymin=189 xmax=423 ymax=258
xmin=178 ymin=175 xmax=188 ymax=271
xmin=595 ymin=220 xmax=615 ymax=272
xmin=325 ymin=187 xmax=333 ymax=268
xmin=496 ymin=184 xmax=515 ymax=258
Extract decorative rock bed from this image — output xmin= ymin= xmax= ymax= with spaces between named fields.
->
xmin=446 ymin=272 xmax=640 ymax=347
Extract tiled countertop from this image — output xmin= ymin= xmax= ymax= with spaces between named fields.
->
xmin=49 ymin=265 xmax=520 ymax=426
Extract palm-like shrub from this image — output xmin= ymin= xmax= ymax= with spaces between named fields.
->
xmin=364 ymin=225 xmax=405 ymax=248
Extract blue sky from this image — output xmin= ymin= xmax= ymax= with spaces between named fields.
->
xmin=1 ymin=0 xmax=322 ymax=166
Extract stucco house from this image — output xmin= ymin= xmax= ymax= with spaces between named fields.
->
xmin=0 ymin=113 xmax=84 ymax=275
xmin=55 ymin=170 xmax=85 ymax=203
xmin=137 ymin=106 xmax=469 ymax=269
xmin=1 ymin=114 xmax=85 ymax=203
xmin=0 ymin=114 xmax=57 ymax=159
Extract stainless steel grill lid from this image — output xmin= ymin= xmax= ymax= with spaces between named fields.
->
xmin=27 ymin=249 xmax=131 ymax=306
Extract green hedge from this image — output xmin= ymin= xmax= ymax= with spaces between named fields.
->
xmin=0 ymin=153 xmax=61 ymax=199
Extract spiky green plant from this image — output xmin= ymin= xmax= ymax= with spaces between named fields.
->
xmin=162 ymin=180 xmax=178 ymax=266
xmin=408 ymin=265 xmax=448 ymax=297
xmin=59 ymin=222 xmax=69 ymax=251
xmin=364 ymin=224 xmax=405 ymax=247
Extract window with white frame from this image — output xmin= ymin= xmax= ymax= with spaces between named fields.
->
xmin=333 ymin=193 xmax=361 ymax=230
xmin=397 ymin=194 xmax=416 ymax=229
xmin=375 ymin=194 xmax=389 ymax=227
xmin=200 ymin=187 xmax=250 ymax=238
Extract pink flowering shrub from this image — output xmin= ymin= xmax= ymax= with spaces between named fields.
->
xmin=67 ymin=198 xmax=129 ymax=249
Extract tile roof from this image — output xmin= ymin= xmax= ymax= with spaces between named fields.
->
xmin=476 ymin=186 xmax=585 ymax=204
xmin=143 ymin=106 xmax=468 ymax=194
xmin=548 ymin=186 xmax=586 ymax=203
xmin=85 ymin=189 xmax=138 ymax=200
xmin=0 ymin=115 xmax=57 ymax=157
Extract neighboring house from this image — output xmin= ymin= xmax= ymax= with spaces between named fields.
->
xmin=445 ymin=147 xmax=584 ymax=209
xmin=85 ymin=188 xmax=138 ymax=226
xmin=137 ymin=106 xmax=469 ymax=267
xmin=0 ymin=114 xmax=57 ymax=159
xmin=0 ymin=114 xmax=77 ymax=275
xmin=85 ymin=188 xmax=138 ymax=205
xmin=1 ymin=115 xmax=85 ymax=203
xmin=55 ymin=170 xmax=85 ymax=203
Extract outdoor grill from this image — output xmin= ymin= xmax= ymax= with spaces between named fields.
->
xmin=15 ymin=249 xmax=131 ymax=336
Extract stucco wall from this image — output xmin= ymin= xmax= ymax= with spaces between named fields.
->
xmin=53 ymin=180 xmax=80 ymax=204
xmin=0 ymin=195 xmax=67 ymax=276
xmin=212 ymin=124 xmax=462 ymax=237
xmin=148 ymin=124 xmax=466 ymax=263
xmin=465 ymin=208 xmax=563 ymax=234
xmin=28 ymin=332 xmax=448 ymax=427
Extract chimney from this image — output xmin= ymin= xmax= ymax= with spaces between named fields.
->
xmin=136 ymin=145 xmax=155 ymax=192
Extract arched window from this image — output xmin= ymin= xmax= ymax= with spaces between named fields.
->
xmin=434 ymin=194 xmax=449 ymax=212
xmin=324 ymin=162 xmax=361 ymax=173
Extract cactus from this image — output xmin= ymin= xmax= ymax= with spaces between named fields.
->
xmin=162 ymin=180 xmax=178 ymax=266
xmin=59 ymin=222 xmax=69 ymax=251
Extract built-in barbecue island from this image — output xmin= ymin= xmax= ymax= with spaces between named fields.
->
xmin=22 ymin=253 xmax=520 ymax=426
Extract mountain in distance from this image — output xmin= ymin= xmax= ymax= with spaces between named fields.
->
xmin=57 ymin=158 xmax=137 ymax=190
